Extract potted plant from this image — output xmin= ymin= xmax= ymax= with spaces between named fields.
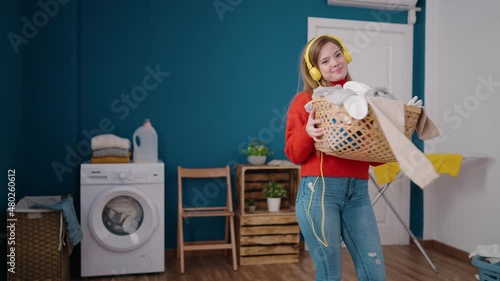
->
xmin=247 ymin=198 xmax=256 ymax=213
xmin=262 ymin=181 xmax=287 ymax=212
xmin=242 ymin=140 xmax=272 ymax=165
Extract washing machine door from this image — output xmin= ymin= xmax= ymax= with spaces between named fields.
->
xmin=89 ymin=186 xmax=158 ymax=252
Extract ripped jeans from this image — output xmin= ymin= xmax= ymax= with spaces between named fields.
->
xmin=295 ymin=176 xmax=386 ymax=281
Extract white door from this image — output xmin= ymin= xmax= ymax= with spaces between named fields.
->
xmin=89 ymin=186 xmax=159 ymax=251
xmin=308 ymin=17 xmax=413 ymax=245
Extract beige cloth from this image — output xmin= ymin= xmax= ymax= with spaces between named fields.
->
xmin=366 ymin=97 xmax=439 ymax=189
xmin=415 ymin=107 xmax=440 ymax=140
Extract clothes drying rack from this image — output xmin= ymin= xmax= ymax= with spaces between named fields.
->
xmin=367 ymin=155 xmax=476 ymax=273
xmin=368 ymin=171 xmax=439 ymax=273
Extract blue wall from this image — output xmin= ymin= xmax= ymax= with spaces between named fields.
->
xmin=411 ymin=0 xmax=426 ymax=238
xmin=76 ymin=0 xmax=408 ymax=250
xmin=1 ymin=1 xmax=23 ymax=201
xmin=2 ymin=0 xmax=79 ymax=275
xmin=1 ymin=0 xmax=23 ymax=274
xmin=4 ymin=1 xmax=422 ymax=266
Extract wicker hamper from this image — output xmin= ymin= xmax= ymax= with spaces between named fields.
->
xmin=472 ymin=256 xmax=500 ymax=281
xmin=313 ymin=96 xmax=422 ymax=163
xmin=7 ymin=197 xmax=70 ymax=281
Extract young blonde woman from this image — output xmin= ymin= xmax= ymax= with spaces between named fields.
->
xmin=285 ymin=35 xmax=386 ymax=281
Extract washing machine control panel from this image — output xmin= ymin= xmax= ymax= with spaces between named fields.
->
xmin=118 ymin=171 xmax=128 ymax=180
xmin=114 ymin=170 xmax=130 ymax=181
xmin=113 ymin=170 xmax=157 ymax=183
xmin=114 ymin=170 xmax=145 ymax=182
xmin=81 ymin=162 xmax=164 ymax=185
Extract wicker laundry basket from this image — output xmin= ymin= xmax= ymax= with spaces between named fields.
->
xmin=313 ymin=96 xmax=422 ymax=163
xmin=8 ymin=199 xmax=70 ymax=281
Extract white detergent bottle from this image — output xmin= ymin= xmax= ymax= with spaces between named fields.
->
xmin=133 ymin=119 xmax=158 ymax=163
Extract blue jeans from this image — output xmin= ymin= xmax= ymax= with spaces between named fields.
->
xmin=296 ymin=177 xmax=386 ymax=281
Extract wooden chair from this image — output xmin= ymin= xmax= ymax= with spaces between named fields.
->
xmin=177 ymin=166 xmax=238 ymax=274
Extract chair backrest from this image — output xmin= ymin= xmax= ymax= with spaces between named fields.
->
xmin=177 ymin=166 xmax=233 ymax=210
xmin=178 ymin=167 xmax=229 ymax=178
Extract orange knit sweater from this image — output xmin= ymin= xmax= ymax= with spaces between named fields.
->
xmin=284 ymin=80 xmax=378 ymax=179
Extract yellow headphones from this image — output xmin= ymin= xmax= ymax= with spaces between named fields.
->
xmin=303 ymin=35 xmax=352 ymax=82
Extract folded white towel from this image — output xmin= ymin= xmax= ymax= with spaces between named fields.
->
xmin=267 ymin=159 xmax=295 ymax=166
xmin=91 ymin=134 xmax=131 ymax=150
xmin=92 ymin=147 xmax=130 ymax=158
xmin=470 ymin=244 xmax=500 ymax=264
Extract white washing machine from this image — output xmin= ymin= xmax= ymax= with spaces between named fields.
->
xmin=80 ymin=161 xmax=164 ymax=277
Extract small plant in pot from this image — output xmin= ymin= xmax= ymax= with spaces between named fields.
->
xmin=262 ymin=181 xmax=287 ymax=212
xmin=242 ymin=140 xmax=272 ymax=165
xmin=247 ymin=198 xmax=256 ymax=213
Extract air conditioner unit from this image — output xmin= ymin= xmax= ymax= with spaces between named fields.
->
xmin=327 ymin=0 xmax=418 ymax=11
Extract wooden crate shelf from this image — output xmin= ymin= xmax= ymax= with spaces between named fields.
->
xmin=235 ymin=164 xmax=300 ymax=215
xmin=235 ymin=164 xmax=301 ymax=266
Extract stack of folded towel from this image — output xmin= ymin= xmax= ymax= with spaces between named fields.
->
xmin=91 ymin=134 xmax=131 ymax=163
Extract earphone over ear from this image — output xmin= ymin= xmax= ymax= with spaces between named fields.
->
xmin=303 ymin=35 xmax=352 ymax=82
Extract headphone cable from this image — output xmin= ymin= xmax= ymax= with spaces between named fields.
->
xmin=306 ymin=152 xmax=329 ymax=247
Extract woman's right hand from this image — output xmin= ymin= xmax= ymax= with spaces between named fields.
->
xmin=306 ymin=108 xmax=324 ymax=142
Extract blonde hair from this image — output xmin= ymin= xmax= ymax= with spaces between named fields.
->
xmin=300 ymin=36 xmax=352 ymax=93
xmin=285 ymin=36 xmax=352 ymax=123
